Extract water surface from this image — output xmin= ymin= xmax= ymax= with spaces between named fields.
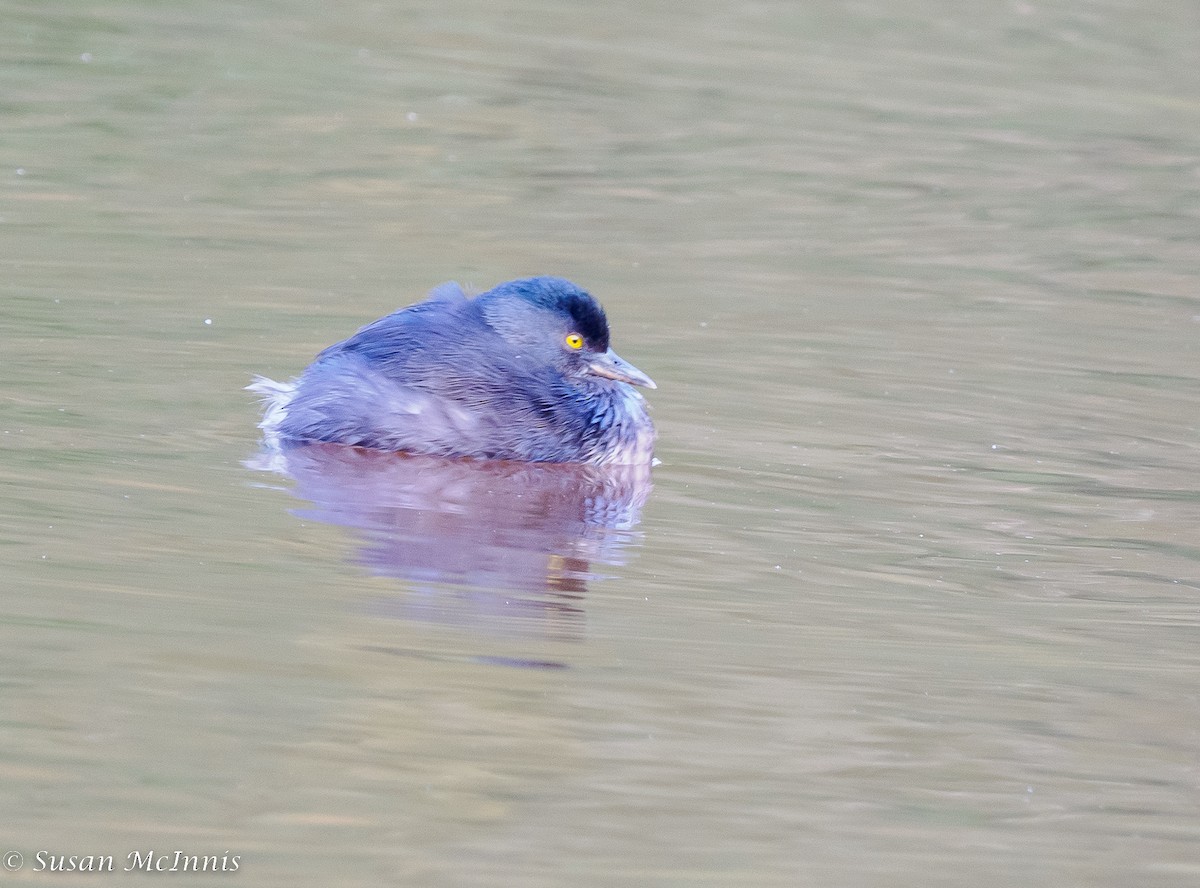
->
xmin=3 ymin=1 xmax=1199 ymax=885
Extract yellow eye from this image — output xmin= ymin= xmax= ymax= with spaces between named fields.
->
xmin=565 ymin=333 xmax=584 ymax=350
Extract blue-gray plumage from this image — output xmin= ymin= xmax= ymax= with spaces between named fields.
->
xmin=249 ymin=277 xmax=656 ymax=465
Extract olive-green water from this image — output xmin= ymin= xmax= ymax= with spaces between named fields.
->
xmin=3 ymin=1 xmax=1198 ymax=885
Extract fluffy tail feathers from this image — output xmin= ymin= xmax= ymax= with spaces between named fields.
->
xmin=246 ymin=375 xmax=297 ymax=446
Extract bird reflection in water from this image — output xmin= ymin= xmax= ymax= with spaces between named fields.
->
xmin=247 ymin=444 xmax=653 ymax=643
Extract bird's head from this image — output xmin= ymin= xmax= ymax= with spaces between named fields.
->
xmin=478 ymin=277 xmax=656 ymax=390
